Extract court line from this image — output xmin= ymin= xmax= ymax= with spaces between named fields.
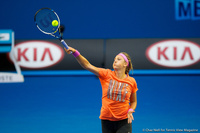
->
xmin=18 ymin=69 xmax=200 ymax=76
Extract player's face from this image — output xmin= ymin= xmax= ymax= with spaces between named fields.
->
xmin=113 ymin=55 xmax=126 ymax=70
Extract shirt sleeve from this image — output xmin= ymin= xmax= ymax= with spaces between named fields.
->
xmin=132 ymin=79 xmax=138 ymax=93
xmin=98 ymin=68 xmax=110 ymax=79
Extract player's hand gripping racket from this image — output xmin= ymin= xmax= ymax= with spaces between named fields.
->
xmin=34 ymin=8 xmax=70 ymax=52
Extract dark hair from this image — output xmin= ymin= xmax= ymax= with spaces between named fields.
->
xmin=121 ymin=52 xmax=133 ymax=74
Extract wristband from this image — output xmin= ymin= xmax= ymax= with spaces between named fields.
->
xmin=128 ymin=108 xmax=134 ymax=113
xmin=73 ymin=50 xmax=80 ymax=57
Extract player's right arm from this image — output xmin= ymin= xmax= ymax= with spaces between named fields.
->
xmin=65 ymin=47 xmax=100 ymax=77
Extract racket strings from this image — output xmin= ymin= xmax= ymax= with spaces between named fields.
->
xmin=34 ymin=8 xmax=60 ymax=35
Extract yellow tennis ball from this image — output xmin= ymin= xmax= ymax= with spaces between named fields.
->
xmin=52 ymin=20 xmax=58 ymax=27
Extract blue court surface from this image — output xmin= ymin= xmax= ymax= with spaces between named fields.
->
xmin=0 ymin=73 xmax=200 ymax=133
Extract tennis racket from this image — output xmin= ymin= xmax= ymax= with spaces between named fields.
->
xmin=34 ymin=8 xmax=70 ymax=50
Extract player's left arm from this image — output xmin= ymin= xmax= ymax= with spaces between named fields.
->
xmin=128 ymin=92 xmax=137 ymax=123
xmin=130 ymin=92 xmax=137 ymax=110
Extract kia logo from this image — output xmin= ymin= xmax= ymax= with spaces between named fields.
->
xmin=10 ymin=41 xmax=64 ymax=69
xmin=146 ymin=39 xmax=200 ymax=68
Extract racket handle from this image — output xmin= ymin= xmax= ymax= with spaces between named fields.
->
xmin=60 ymin=39 xmax=72 ymax=54
xmin=60 ymin=39 xmax=69 ymax=49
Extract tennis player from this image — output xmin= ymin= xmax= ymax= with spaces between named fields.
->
xmin=65 ymin=47 xmax=138 ymax=133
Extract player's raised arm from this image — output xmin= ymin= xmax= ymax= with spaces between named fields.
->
xmin=65 ymin=47 xmax=100 ymax=76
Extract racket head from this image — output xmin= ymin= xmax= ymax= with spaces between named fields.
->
xmin=34 ymin=8 xmax=60 ymax=35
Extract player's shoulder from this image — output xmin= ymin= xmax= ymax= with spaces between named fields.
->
xmin=99 ymin=68 xmax=112 ymax=78
xmin=127 ymin=76 xmax=138 ymax=92
xmin=99 ymin=68 xmax=112 ymax=73
xmin=127 ymin=75 xmax=137 ymax=83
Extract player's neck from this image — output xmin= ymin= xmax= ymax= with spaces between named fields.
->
xmin=115 ymin=70 xmax=127 ymax=79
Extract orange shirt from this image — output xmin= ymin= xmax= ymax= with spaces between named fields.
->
xmin=98 ymin=68 xmax=138 ymax=121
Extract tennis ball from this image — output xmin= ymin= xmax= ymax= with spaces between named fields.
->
xmin=52 ymin=20 xmax=58 ymax=27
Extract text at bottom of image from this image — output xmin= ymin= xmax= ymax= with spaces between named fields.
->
xmin=142 ymin=128 xmax=198 ymax=132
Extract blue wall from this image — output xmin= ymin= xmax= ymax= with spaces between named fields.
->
xmin=1 ymin=0 xmax=200 ymax=39
xmin=0 ymin=75 xmax=200 ymax=133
